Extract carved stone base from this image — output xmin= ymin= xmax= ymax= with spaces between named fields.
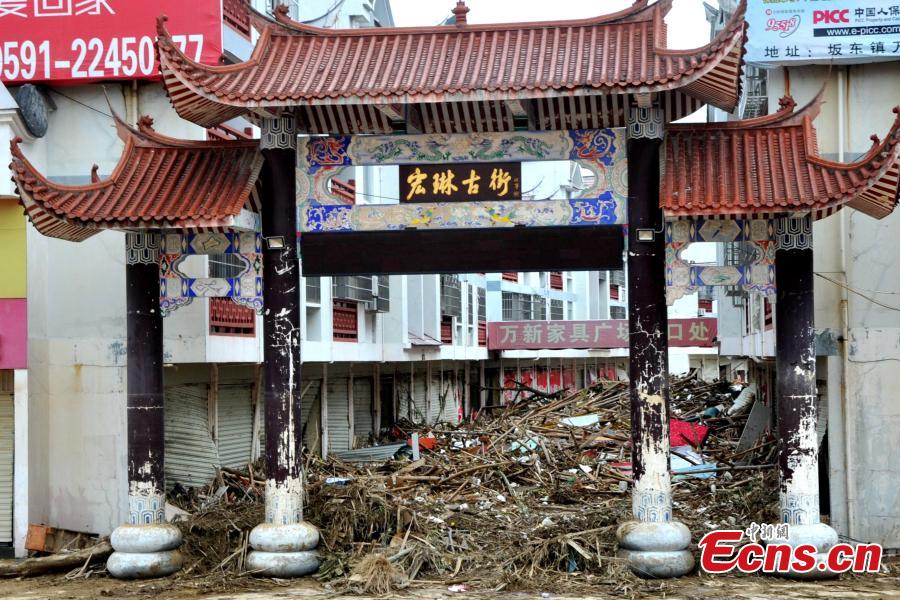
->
xmin=246 ymin=521 xmax=320 ymax=578
xmin=617 ymin=521 xmax=694 ymax=577
xmin=765 ymin=522 xmax=840 ymax=580
xmin=107 ymin=523 xmax=183 ymax=579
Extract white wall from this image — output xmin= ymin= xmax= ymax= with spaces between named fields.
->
xmin=767 ymin=62 xmax=900 ymax=548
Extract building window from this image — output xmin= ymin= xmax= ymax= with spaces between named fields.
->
xmin=550 ymin=299 xmax=564 ymax=320
xmin=306 ymin=277 xmax=321 ymax=304
xmin=550 ymin=271 xmax=564 ymax=290
xmin=440 ymin=275 xmax=462 ymax=318
xmin=333 ymin=275 xmax=389 ymax=312
xmin=764 ymin=297 xmax=774 ymax=330
xmin=502 ymin=272 xmax=519 ymax=283
xmin=609 ymin=284 xmax=620 ymax=301
xmin=610 ymin=305 xmax=627 ymax=319
xmin=477 ymin=287 xmax=486 ymax=346
xmin=333 ymin=300 xmax=358 ymax=341
xmin=502 ymin=292 xmax=545 ymax=320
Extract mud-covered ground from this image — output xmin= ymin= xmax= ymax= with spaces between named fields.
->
xmin=0 ymin=573 xmax=897 ymax=599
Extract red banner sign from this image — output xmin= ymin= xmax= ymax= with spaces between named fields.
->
xmin=487 ymin=319 xmax=718 ymax=350
xmin=0 ymin=0 xmax=223 ymax=85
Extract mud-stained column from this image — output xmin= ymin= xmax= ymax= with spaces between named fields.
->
xmin=771 ymin=215 xmax=838 ymax=578
xmin=246 ymin=113 xmax=320 ymax=578
xmin=107 ymin=232 xmax=183 ymax=579
xmin=616 ymin=105 xmax=693 ymax=578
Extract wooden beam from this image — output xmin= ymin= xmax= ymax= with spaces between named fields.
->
xmin=373 ymin=103 xmax=404 ymax=123
xmin=507 ymin=99 xmax=537 ymax=129
xmin=301 ymin=226 xmax=625 ymax=276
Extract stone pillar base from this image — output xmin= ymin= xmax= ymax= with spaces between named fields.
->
xmin=107 ymin=523 xmax=183 ymax=579
xmin=247 ymin=522 xmax=320 ymax=578
xmin=617 ymin=521 xmax=694 ymax=578
xmin=766 ymin=522 xmax=840 ymax=580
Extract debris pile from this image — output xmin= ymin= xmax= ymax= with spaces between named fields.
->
xmin=158 ymin=372 xmax=778 ymax=593
xmin=302 ymin=372 xmax=779 ymax=592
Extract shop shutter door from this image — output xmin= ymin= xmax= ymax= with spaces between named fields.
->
xmin=165 ymin=384 xmax=219 ymax=490
xmin=327 ymin=378 xmax=351 ymax=453
xmin=414 ymin=374 xmax=428 ymax=425
xmin=301 ymin=379 xmax=323 ymax=450
xmin=353 ymin=377 xmax=374 ymax=441
xmin=217 ymin=383 xmax=254 ymax=471
xmin=0 ymin=394 xmax=13 ymax=543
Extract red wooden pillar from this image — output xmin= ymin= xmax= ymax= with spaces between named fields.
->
xmin=108 ymin=232 xmax=183 ymax=579
xmin=771 ymin=215 xmax=837 ymax=577
xmin=247 ymin=113 xmax=320 ymax=577
xmin=616 ymin=104 xmax=692 ymax=578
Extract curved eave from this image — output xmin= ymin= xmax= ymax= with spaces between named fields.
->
xmin=259 ymin=0 xmax=659 ymax=37
xmin=9 ymin=129 xmax=264 ymax=234
xmin=157 ymin=0 xmax=747 ymax=127
xmin=663 ymin=107 xmax=900 ymax=221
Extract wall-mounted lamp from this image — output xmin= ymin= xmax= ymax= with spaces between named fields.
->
xmin=265 ymin=236 xmax=286 ymax=250
xmin=636 ymin=228 xmax=656 ymax=242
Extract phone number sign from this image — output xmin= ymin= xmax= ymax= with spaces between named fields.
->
xmin=0 ymin=0 xmax=223 ymax=84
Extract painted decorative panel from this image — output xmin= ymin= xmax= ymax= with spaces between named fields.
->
xmin=665 ymin=218 xmax=777 ymax=305
xmin=299 ymin=129 xmax=628 ymax=233
xmin=159 ymin=232 xmax=263 ymax=315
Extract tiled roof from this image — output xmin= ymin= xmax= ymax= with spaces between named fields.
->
xmin=663 ymin=94 xmax=900 ymax=220
xmin=157 ymin=0 xmax=747 ymax=130
xmin=10 ymin=115 xmax=263 ymax=242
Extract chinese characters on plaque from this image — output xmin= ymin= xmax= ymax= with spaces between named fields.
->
xmin=487 ymin=319 xmax=717 ymax=350
xmin=399 ymin=162 xmax=521 ymax=203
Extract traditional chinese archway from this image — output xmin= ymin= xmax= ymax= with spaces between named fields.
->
xmin=150 ymin=0 xmax=749 ymax=579
xmin=18 ymin=0 xmax=898 ymax=584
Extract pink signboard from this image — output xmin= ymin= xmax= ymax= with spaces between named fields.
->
xmin=0 ymin=299 xmax=27 ymax=369
xmin=488 ymin=318 xmax=717 ymax=351
xmin=0 ymin=0 xmax=223 ymax=85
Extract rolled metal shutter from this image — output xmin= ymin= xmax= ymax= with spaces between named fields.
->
xmin=327 ymin=377 xmax=351 ymax=453
xmin=0 ymin=393 xmax=13 ymax=543
xmin=414 ymin=373 xmax=428 ymax=425
xmin=217 ymin=383 xmax=254 ymax=471
xmin=165 ymin=384 xmax=219 ymax=490
xmin=353 ymin=376 xmax=374 ymax=441
xmin=301 ymin=379 xmax=323 ymax=450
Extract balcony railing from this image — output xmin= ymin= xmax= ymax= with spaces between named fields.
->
xmin=209 ymin=298 xmax=256 ymax=337
xmin=331 ymin=178 xmax=356 ymax=204
xmin=223 ymin=0 xmax=251 ymax=39
xmin=440 ymin=316 xmax=453 ymax=344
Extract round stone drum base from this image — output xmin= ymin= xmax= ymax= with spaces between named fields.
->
xmin=618 ymin=549 xmax=695 ymax=578
xmin=107 ymin=550 xmax=183 ymax=579
xmin=247 ymin=521 xmax=320 ymax=578
xmin=246 ymin=550 xmax=320 ymax=578
xmin=766 ymin=522 xmax=840 ymax=580
xmin=616 ymin=520 xmax=694 ymax=578
xmin=107 ymin=523 xmax=184 ymax=579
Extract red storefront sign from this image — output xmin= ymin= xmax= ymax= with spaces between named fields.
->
xmin=0 ymin=0 xmax=223 ymax=85
xmin=488 ymin=318 xmax=718 ymax=350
